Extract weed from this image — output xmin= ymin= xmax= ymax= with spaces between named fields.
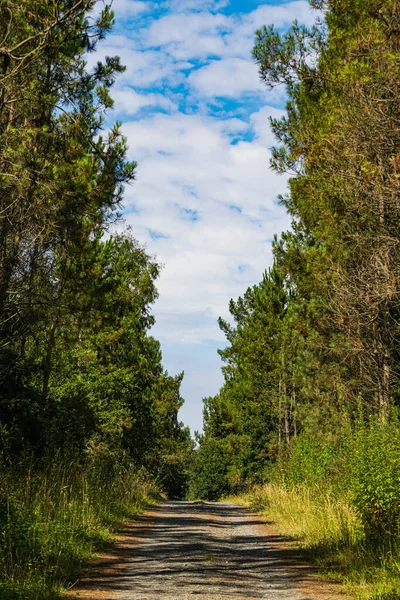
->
xmin=234 ymin=483 xmax=400 ymax=600
xmin=0 ymin=460 xmax=160 ymax=599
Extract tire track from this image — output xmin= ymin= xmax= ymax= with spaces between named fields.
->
xmin=71 ymin=501 xmax=347 ymax=600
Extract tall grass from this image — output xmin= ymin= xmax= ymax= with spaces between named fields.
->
xmin=244 ymin=483 xmax=362 ymax=551
xmin=233 ymin=416 xmax=400 ymax=599
xmin=0 ymin=457 xmax=160 ymax=600
xmin=236 ymin=483 xmax=400 ymax=599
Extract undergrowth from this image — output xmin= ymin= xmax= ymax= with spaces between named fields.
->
xmin=240 ymin=484 xmax=400 ymax=599
xmin=231 ymin=417 xmax=400 ymax=600
xmin=0 ymin=456 xmax=160 ymax=600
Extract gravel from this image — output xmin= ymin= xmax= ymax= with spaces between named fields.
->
xmin=71 ymin=500 xmax=346 ymax=600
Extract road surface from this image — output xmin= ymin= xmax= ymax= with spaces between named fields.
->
xmin=71 ymin=501 xmax=345 ymax=600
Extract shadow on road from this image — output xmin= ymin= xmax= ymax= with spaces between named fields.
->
xmin=70 ymin=501 xmax=343 ymax=600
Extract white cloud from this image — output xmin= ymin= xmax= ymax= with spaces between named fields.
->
xmin=120 ymin=111 xmax=290 ymax=343
xmin=88 ymin=38 xmax=193 ymax=87
xmin=246 ymin=1 xmax=315 ymax=30
xmin=112 ymin=87 xmax=177 ymax=114
xmin=146 ymin=11 xmax=231 ymax=59
xmin=189 ymin=58 xmax=261 ymax=98
xmin=110 ymin=0 xmax=151 ymax=16
xmin=250 ymin=105 xmax=286 ymax=147
xmin=145 ymin=1 xmax=315 ymax=62
xmin=165 ymin=0 xmax=229 ymax=12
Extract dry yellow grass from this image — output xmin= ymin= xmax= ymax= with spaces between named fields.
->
xmin=238 ymin=483 xmax=362 ymax=550
xmin=228 ymin=484 xmax=400 ymax=599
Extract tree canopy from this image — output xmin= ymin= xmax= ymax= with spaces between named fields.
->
xmin=0 ymin=0 xmax=192 ymax=497
xmin=193 ymin=0 xmax=400 ymax=494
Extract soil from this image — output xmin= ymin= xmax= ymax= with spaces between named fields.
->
xmin=68 ymin=500 xmax=348 ymax=600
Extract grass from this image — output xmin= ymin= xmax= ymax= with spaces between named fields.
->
xmin=230 ymin=483 xmax=400 ymax=600
xmin=0 ymin=459 xmax=161 ymax=600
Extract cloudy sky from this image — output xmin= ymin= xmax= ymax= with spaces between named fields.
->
xmin=95 ymin=0 xmax=316 ymax=433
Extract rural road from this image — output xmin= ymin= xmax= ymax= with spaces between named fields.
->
xmin=71 ymin=501 xmax=344 ymax=600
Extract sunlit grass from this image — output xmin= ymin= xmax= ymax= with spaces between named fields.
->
xmin=231 ymin=484 xmax=400 ymax=600
xmin=0 ymin=462 xmax=161 ymax=600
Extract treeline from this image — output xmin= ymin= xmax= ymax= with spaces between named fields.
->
xmin=192 ymin=1 xmax=400 ymax=593
xmin=0 ymin=3 xmax=191 ymax=598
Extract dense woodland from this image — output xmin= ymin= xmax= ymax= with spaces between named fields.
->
xmin=0 ymin=0 xmax=192 ymax=483
xmin=194 ymin=0 xmax=400 ymax=487
xmin=0 ymin=3 xmax=191 ymax=598
xmin=192 ymin=1 xmax=400 ymax=595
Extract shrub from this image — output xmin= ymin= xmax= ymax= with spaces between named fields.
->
xmin=189 ymin=439 xmax=230 ymax=500
xmin=0 ymin=457 xmax=159 ymax=599
xmin=351 ymin=418 xmax=400 ymax=544
xmin=281 ymin=434 xmax=337 ymax=486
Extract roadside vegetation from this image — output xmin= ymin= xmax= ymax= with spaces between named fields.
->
xmin=0 ymin=462 xmax=160 ymax=600
xmin=191 ymin=1 xmax=400 ymax=598
xmin=3 ymin=1 xmax=400 ymax=599
xmin=231 ymin=418 xmax=400 ymax=599
xmin=0 ymin=2 xmax=192 ymax=598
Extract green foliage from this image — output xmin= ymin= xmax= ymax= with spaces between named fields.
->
xmin=0 ymin=457 xmax=160 ymax=600
xmin=351 ymin=418 xmax=400 ymax=543
xmin=189 ymin=439 xmax=229 ymax=501
xmin=200 ymin=0 xmax=400 ymax=523
xmin=281 ymin=435 xmax=336 ymax=486
xmin=239 ymin=417 xmax=400 ymax=598
xmin=272 ymin=414 xmax=400 ymax=552
xmin=0 ymin=2 xmax=193 ymax=597
xmin=0 ymin=0 xmax=191 ymax=487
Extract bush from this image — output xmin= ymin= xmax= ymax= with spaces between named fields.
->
xmin=0 ymin=456 xmax=159 ymax=599
xmin=189 ymin=439 xmax=230 ymax=500
xmin=351 ymin=418 xmax=400 ymax=543
xmin=276 ymin=414 xmax=400 ymax=546
xmin=280 ymin=434 xmax=337 ymax=486
xmin=241 ymin=414 xmax=400 ymax=597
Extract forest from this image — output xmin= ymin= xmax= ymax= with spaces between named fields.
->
xmin=191 ymin=0 xmax=400 ymax=597
xmin=0 ymin=2 xmax=192 ymax=598
xmin=2 ymin=1 xmax=400 ymax=599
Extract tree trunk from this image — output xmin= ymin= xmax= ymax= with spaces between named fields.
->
xmin=278 ymin=375 xmax=282 ymax=445
xmin=379 ymin=349 xmax=390 ymax=423
xmin=292 ymin=387 xmax=297 ymax=438
xmin=285 ymin=401 xmax=290 ymax=447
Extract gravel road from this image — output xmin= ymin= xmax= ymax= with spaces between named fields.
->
xmin=71 ymin=501 xmax=345 ymax=600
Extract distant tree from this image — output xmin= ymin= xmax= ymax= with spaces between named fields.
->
xmin=189 ymin=437 xmax=229 ymax=501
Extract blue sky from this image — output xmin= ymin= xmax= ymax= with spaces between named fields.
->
xmin=92 ymin=0 xmax=317 ymax=433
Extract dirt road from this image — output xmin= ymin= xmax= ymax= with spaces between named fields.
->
xmin=71 ymin=501 xmax=345 ymax=600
